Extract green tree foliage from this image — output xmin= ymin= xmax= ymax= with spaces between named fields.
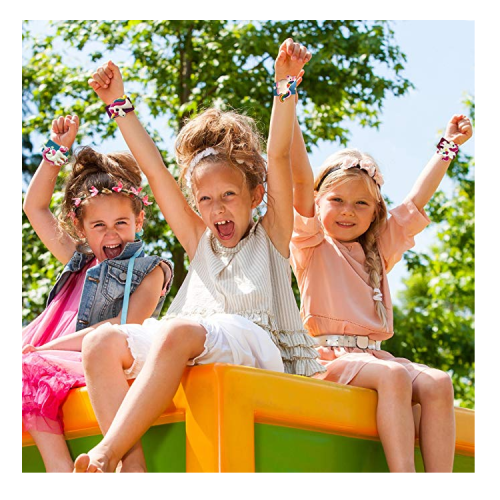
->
xmin=388 ymin=98 xmax=475 ymax=408
xmin=23 ymin=20 xmax=412 ymax=323
xmin=22 ymin=21 xmax=474 ymax=408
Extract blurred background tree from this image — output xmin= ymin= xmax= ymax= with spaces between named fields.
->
xmin=22 ymin=20 xmax=474 ymax=407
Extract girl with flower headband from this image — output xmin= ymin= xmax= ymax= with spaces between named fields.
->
xmin=22 ymin=115 xmax=174 ymax=472
xmin=289 ymin=90 xmax=473 ymax=472
xmin=73 ymin=39 xmax=325 ymax=472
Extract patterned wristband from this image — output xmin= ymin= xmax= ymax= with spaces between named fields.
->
xmin=105 ymin=95 xmax=135 ymax=119
xmin=273 ymin=76 xmax=297 ymax=102
xmin=436 ymin=137 xmax=459 ymax=161
xmin=41 ymin=139 xmax=70 ymax=167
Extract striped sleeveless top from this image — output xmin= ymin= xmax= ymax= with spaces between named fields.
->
xmin=164 ymin=219 xmax=325 ymax=377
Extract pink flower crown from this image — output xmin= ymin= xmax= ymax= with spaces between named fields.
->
xmin=69 ymin=182 xmax=152 ymax=218
xmin=317 ymin=156 xmax=384 ymax=190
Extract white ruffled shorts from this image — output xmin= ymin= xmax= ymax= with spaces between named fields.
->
xmin=117 ymin=313 xmax=284 ymax=379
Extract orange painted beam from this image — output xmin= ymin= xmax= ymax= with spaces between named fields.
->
xmin=23 ymin=364 xmax=474 ymax=471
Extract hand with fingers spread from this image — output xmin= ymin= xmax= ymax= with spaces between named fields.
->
xmin=50 ymin=114 xmax=79 ymax=150
xmin=88 ymin=60 xmax=125 ymax=105
xmin=444 ymin=114 xmax=473 ymax=145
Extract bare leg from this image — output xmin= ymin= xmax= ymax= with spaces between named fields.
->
xmin=82 ymin=325 xmax=147 ymax=472
xmin=349 ymin=360 xmax=416 ymax=472
xmin=412 ymin=369 xmax=455 ymax=472
xmin=29 ymin=430 xmax=73 ymax=472
xmin=74 ymin=318 xmax=206 ymax=472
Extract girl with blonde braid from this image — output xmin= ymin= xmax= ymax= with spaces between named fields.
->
xmin=288 ymin=70 xmax=472 ymax=472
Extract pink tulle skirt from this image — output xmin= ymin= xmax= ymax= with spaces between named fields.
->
xmin=22 ymin=260 xmax=94 ymax=434
xmin=22 ymin=350 xmax=85 ymax=433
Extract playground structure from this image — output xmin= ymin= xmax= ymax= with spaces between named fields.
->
xmin=22 ymin=363 xmax=475 ymax=472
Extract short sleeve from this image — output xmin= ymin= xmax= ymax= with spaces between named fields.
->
xmin=379 ymin=199 xmax=431 ymax=272
xmin=291 ymin=209 xmax=325 ymax=250
xmin=290 ymin=209 xmax=325 ymax=271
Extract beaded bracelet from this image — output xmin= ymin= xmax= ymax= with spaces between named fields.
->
xmin=41 ymin=139 xmax=70 ymax=167
xmin=436 ymin=137 xmax=459 ymax=161
xmin=105 ymin=95 xmax=135 ymax=119
xmin=273 ymin=76 xmax=297 ymax=102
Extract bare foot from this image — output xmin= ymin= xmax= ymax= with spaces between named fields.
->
xmin=73 ymin=448 xmax=115 ymax=473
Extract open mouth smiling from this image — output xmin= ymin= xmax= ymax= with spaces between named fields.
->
xmin=214 ymin=220 xmax=235 ymax=240
xmin=103 ymin=243 xmax=123 ymax=259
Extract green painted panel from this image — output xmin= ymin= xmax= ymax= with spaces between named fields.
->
xmin=22 ymin=422 xmax=186 ymax=473
xmin=254 ymin=424 xmax=474 ymax=473
xmin=255 ymin=424 xmax=389 ymax=472
xmin=142 ymin=422 xmax=186 ymax=472
xmin=451 ymin=453 xmax=475 ymax=473
xmin=22 ymin=445 xmax=47 ymax=473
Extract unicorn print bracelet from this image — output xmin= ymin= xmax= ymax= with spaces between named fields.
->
xmin=42 ymin=139 xmax=70 ymax=167
xmin=105 ymin=95 xmax=135 ymax=119
xmin=436 ymin=137 xmax=459 ymax=161
xmin=273 ymin=76 xmax=297 ymax=102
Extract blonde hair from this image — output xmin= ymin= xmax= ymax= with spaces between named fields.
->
xmin=315 ymin=149 xmax=389 ymax=331
xmin=175 ymin=108 xmax=267 ymax=207
xmin=59 ymin=146 xmax=145 ymax=247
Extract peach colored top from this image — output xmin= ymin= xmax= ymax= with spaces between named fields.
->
xmin=290 ymin=199 xmax=430 ymax=341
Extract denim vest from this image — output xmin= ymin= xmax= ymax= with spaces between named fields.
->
xmin=47 ymin=241 xmax=173 ymax=331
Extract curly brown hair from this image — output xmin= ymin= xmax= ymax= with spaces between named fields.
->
xmin=315 ymin=149 xmax=389 ymax=331
xmin=175 ymin=108 xmax=267 ymax=206
xmin=58 ymin=146 xmax=146 ymax=245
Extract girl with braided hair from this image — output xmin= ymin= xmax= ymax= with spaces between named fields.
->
xmin=289 ymin=96 xmax=472 ymax=472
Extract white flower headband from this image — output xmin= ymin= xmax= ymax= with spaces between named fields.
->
xmin=317 ymin=156 xmax=384 ymax=190
xmin=184 ymin=147 xmax=219 ymax=189
xmin=184 ymin=147 xmax=249 ymax=189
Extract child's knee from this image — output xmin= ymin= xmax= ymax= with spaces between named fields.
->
xmin=82 ymin=324 xmax=124 ymax=361
xmin=380 ymin=363 xmax=413 ymax=396
xmin=156 ymin=319 xmax=204 ymax=355
xmin=417 ymin=369 xmax=454 ymax=405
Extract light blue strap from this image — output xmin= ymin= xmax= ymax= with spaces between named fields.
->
xmin=120 ymin=247 xmax=143 ymax=324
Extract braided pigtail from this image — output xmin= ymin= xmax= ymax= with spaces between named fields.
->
xmin=359 ymin=227 xmax=389 ymax=331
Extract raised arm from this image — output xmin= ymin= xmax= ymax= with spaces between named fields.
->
xmin=263 ymin=39 xmax=312 ymax=256
xmin=406 ymin=114 xmax=473 ymax=211
xmin=291 ymin=112 xmax=315 ymax=217
xmin=88 ymin=61 xmax=206 ymax=260
xmin=23 ymin=116 xmax=80 ymax=264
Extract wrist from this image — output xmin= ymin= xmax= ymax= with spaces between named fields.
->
xmin=105 ymin=95 xmax=135 ymax=119
xmin=104 ymin=92 xmax=125 ymax=106
xmin=273 ymin=76 xmax=297 ymax=102
xmin=436 ymin=137 xmax=459 ymax=161
xmin=42 ymin=139 xmax=70 ymax=167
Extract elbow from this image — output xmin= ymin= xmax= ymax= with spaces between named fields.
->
xmin=404 ymin=194 xmax=426 ymax=213
xmin=22 ymin=197 xmax=33 ymax=218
